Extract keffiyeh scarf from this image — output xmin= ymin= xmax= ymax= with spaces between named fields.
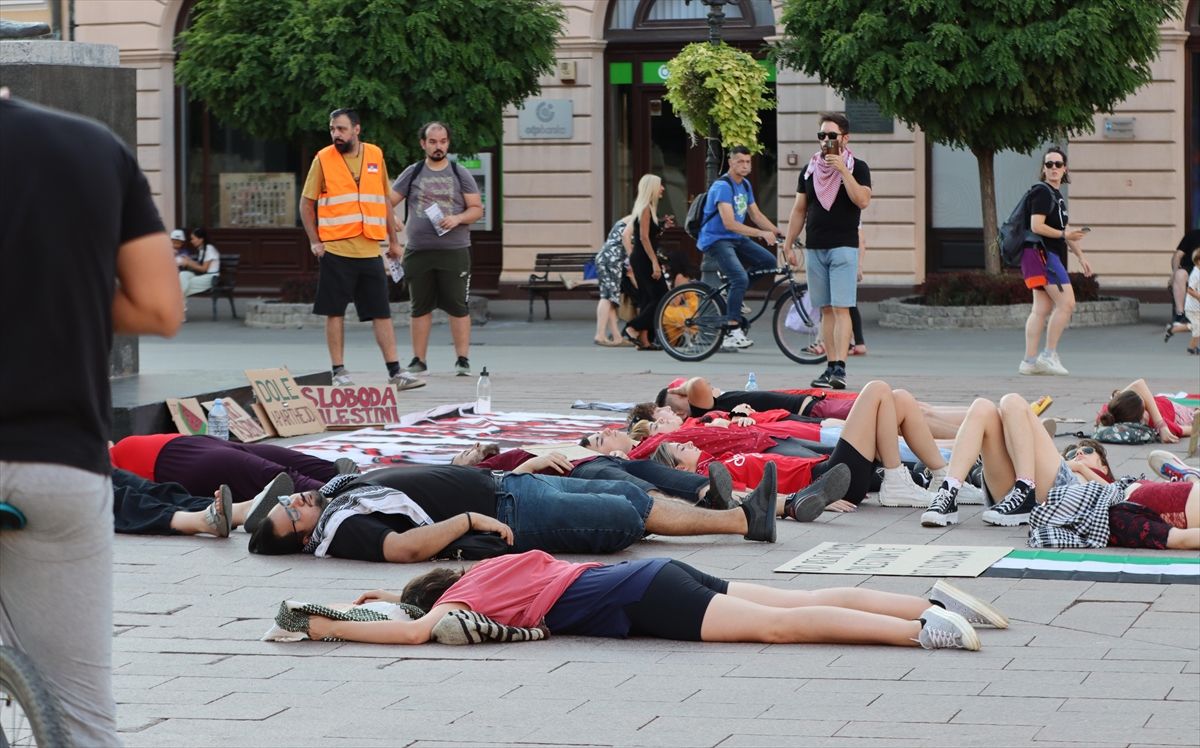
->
xmin=304 ymin=478 xmax=435 ymax=557
xmin=804 ymin=147 xmax=856 ymax=211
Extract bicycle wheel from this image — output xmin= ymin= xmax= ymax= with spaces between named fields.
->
xmin=0 ymin=646 xmax=71 ymax=748
xmin=654 ymin=282 xmax=727 ymax=362
xmin=772 ymin=292 xmax=827 ymax=365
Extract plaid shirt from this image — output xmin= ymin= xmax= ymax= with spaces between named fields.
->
xmin=1028 ymin=477 xmax=1139 ymax=548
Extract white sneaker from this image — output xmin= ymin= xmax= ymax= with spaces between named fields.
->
xmin=332 ymin=371 xmax=354 ymax=387
xmin=722 ymin=328 xmax=754 ymax=350
xmin=955 ymin=482 xmax=986 ymax=505
xmin=878 ymin=466 xmax=931 ymax=508
xmin=1037 ymin=351 xmax=1069 ymax=376
xmin=1017 ymin=358 xmax=1045 ymax=375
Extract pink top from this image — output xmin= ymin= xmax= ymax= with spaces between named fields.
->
xmin=434 ymin=550 xmax=602 ymax=627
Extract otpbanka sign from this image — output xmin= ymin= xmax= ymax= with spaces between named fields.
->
xmin=299 ymin=385 xmax=402 ymax=429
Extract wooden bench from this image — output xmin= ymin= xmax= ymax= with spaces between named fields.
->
xmin=194 ymin=253 xmax=240 ymax=321
xmin=518 ymin=252 xmax=598 ymax=322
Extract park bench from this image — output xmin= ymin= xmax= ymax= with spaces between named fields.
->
xmin=519 ymin=251 xmax=597 ymax=322
xmin=195 ymin=253 xmax=240 ymax=321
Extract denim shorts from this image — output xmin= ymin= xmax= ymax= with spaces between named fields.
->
xmin=805 ymin=247 xmax=858 ymax=308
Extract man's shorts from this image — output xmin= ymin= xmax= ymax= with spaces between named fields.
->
xmin=804 ymin=246 xmax=858 ymax=308
xmin=314 ymin=252 xmax=392 ymax=321
xmin=1021 ymin=246 xmax=1071 ymax=290
xmin=404 ymin=248 xmax=471 ymax=317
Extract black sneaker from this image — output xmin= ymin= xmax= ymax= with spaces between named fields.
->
xmin=981 ymin=481 xmax=1036 ymax=526
xmin=785 ymin=462 xmax=851 ymax=522
xmin=741 ymin=462 xmax=777 ymax=542
xmin=704 ymin=462 xmax=736 ymax=510
xmin=454 ymin=356 xmax=471 ymax=376
xmin=828 ymin=366 xmax=847 ymax=390
xmin=405 ymin=356 xmax=427 ymax=374
xmin=921 ymin=484 xmax=959 ymax=527
xmin=810 ymin=367 xmax=834 ymax=389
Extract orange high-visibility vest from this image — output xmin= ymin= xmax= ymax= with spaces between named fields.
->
xmin=316 ymin=143 xmax=389 ymax=241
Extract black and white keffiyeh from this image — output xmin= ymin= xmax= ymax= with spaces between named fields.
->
xmin=303 ymin=476 xmax=434 ymax=557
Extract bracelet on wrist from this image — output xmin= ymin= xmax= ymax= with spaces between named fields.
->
xmin=466 ymin=512 xmax=473 ymax=531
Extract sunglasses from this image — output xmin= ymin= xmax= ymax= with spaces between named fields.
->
xmin=276 ymin=494 xmax=303 ymax=531
xmin=817 ymin=132 xmax=842 ymax=140
xmin=1064 ymin=445 xmax=1096 ymax=460
xmin=1044 ymin=160 xmax=1065 ymax=169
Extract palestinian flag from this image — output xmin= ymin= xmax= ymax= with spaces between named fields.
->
xmin=984 ymin=549 xmax=1199 ymax=585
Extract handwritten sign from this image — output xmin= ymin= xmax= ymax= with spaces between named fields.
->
xmin=299 ymin=385 xmax=401 ymax=429
xmin=250 ymin=401 xmax=278 ymax=438
xmin=166 ymin=398 xmax=207 ymax=435
xmin=245 ymin=367 xmax=324 ymax=437
xmin=775 ymin=543 xmax=1010 ymax=578
xmin=202 ymin=397 xmax=269 ymax=443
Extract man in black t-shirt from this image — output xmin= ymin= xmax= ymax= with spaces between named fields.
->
xmin=248 ymin=461 xmax=780 ymax=562
xmin=0 ymin=95 xmax=183 ymax=746
xmin=782 ymin=112 xmax=871 ymax=391
xmin=1171 ymin=229 xmax=1200 ymax=322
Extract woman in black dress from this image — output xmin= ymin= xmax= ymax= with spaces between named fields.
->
xmin=622 ymin=173 xmax=671 ymax=350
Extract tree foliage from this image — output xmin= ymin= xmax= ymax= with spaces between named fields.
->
xmin=773 ymin=0 xmax=1180 ymax=272
xmin=176 ymin=0 xmax=564 ymax=167
xmin=664 ymin=42 xmax=775 ymax=152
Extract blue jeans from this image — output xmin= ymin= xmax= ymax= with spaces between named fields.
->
xmin=496 ymin=473 xmax=652 ymax=554
xmin=703 ymin=237 xmax=777 ymax=323
xmin=570 ymin=456 xmax=708 ymax=503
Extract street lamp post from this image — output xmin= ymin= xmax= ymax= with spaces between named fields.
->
xmin=684 ymin=0 xmax=738 ymax=188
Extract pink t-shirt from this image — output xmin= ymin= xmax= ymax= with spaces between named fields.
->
xmin=434 ymin=550 xmax=602 ymax=627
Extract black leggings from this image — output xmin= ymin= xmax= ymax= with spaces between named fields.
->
xmin=810 ymin=438 xmax=875 ymax=504
xmin=624 ymin=560 xmax=729 ymax=641
xmin=849 ymin=306 xmax=866 ymax=346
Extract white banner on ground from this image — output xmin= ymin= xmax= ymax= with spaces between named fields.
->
xmin=775 ymin=542 xmax=1010 ymax=578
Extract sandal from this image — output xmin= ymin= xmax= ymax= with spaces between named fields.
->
xmin=204 ymin=485 xmax=232 ymax=538
xmin=620 ymin=327 xmax=641 ymax=346
xmin=803 ymin=342 xmax=826 ymax=356
xmin=849 ymin=344 xmax=867 ymax=356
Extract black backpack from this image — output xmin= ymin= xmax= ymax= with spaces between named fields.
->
xmin=684 ymin=175 xmax=735 ymax=239
xmin=998 ymin=183 xmax=1052 ymax=267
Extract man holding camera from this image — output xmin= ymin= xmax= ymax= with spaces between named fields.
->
xmin=783 ymin=112 xmax=871 ymax=390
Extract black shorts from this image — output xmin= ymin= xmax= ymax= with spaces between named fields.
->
xmin=812 ymin=438 xmax=873 ymax=504
xmin=403 ymin=248 xmax=471 ymax=317
xmin=314 ymin=252 xmax=392 ymax=321
xmin=624 ymin=560 xmax=729 ymax=641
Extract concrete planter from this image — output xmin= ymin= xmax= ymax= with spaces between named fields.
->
xmin=244 ymin=296 xmax=489 ymax=329
xmin=878 ymin=296 xmax=1139 ymax=330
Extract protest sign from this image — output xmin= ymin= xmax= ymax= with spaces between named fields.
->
xmin=202 ymin=397 xmax=269 ymax=443
xmin=775 ymin=543 xmax=1010 ymax=578
xmin=521 ymin=442 xmax=599 ymax=461
xmin=299 ymin=385 xmax=402 ymax=429
xmin=245 ymin=367 xmax=324 ymax=437
xmin=166 ymin=398 xmax=207 ymax=435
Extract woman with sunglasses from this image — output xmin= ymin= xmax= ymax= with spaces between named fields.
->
xmin=1060 ymin=439 xmax=1114 ymax=484
xmin=922 ymin=394 xmax=1106 ymax=529
xmin=1019 ymin=146 xmax=1093 ymax=377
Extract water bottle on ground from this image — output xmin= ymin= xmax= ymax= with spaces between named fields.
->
xmin=745 ymin=372 xmax=758 ymax=391
xmin=476 ymin=367 xmax=492 ymax=415
xmin=208 ymin=398 xmax=229 ymax=440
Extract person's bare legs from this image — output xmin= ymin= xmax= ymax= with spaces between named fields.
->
xmin=946 ymin=399 xmax=1016 ymax=497
xmin=644 ymin=499 xmax=746 ymax=536
xmin=700 ymin=594 xmax=921 ymax=645
xmin=371 ymin=317 xmax=398 ymax=364
xmin=1024 ymin=289 xmax=1052 ymax=359
xmin=325 ymin=316 xmax=345 ymax=368
xmin=1042 ymin=283 xmax=1076 ymax=352
xmin=410 ymin=313 xmax=432 ymax=362
xmin=727 ymin=582 xmax=930 ymax=619
xmin=167 ymin=489 xmax=228 ymax=536
xmin=449 ymin=314 xmax=471 ymax=359
xmin=893 ymin=389 xmax=948 ymax=470
xmin=998 ymin=393 xmax=1064 ymax=502
xmin=829 ymin=306 xmax=853 ymax=363
xmin=820 ymin=306 xmax=836 ymax=357
xmin=1171 ymin=268 xmax=1188 ymax=315
xmin=594 ymin=299 xmax=611 ymax=342
xmin=838 ymin=380 xmax=902 ymax=467
xmin=919 ymin=404 xmax=969 ymax=440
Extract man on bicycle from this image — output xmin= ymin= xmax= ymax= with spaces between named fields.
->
xmin=695 ymin=146 xmax=785 ymax=350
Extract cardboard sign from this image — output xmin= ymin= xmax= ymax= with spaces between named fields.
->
xmin=245 ymin=367 xmax=324 ymax=437
xmin=298 ymin=385 xmax=402 ymax=429
xmin=166 ymin=398 xmax=208 ymax=435
xmin=521 ymin=442 xmax=600 ymax=461
xmin=250 ymin=401 xmax=278 ymax=438
xmin=775 ymin=542 xmax=1011 ymax=578
xmin=202 ymin=398 xmax=269 ymax=443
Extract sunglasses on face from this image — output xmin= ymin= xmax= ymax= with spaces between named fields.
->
xmin=1044 ymin=160 xmax=1065 ymax=169
xmin=817 ymin=132 xmax=841 ymax=140
xmin=1065 ymin=445 xmax=1096 ymax=460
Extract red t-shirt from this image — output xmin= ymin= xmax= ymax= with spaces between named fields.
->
xmin=109 ymin=433 xmax=183 ymax=480
xmin=435 ymin=550 xmax=602 ymax=627
xmin=630 ymin=425 xmax=777 ymax=461
xmin=1097 ymin=396 xmax=1183 ymax=437
xmin=705 ymin=452 xmax=824 ymax=493
xmin=478 ymin=449 xmax=602 ymax=475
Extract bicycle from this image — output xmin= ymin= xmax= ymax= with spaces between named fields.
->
xmin=652 ymin=255 xmax=826 ymax=365
xmin=0 ymin=502 xmax=72 ymax=748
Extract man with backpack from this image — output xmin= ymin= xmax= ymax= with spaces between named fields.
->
xmin=692 ymin=146 xmax=783 ymax=350
xmin=390 ymin=122 xmax=484 ymax=376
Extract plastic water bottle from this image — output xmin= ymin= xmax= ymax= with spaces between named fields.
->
xmin=208 ymin=399 xmax=229 ymax=440
xmin=475 ymin=367 xmax=492 ymax=415
xmin=745 ymin=372 xmax=758 ymax=391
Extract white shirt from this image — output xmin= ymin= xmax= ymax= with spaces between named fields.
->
xmin=197 ymin=243 xmax=220 ymax=274
xmin=1186 ymin=267 xmax=1200 ymax=314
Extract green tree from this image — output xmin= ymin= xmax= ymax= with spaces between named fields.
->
xmin=176 ymin=0 xmax=564 ymax=169
xmin=773 ymin=0 xmax=1180 ymax=274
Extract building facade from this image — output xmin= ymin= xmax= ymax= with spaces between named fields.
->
xmin=6 ymin=0 xmax=1196 ymax=294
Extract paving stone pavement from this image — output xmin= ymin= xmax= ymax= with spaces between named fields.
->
xmin=108 ymin=300 xmax=1200 ymax=747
